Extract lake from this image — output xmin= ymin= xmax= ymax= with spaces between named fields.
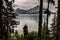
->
xmin=15 ymin=14 xmax=39 ymax=31
xmin=14 ymin=14 xmax=48 ymax=34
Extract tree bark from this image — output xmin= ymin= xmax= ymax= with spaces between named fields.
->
xmin=46 ymin=0 xmax=49 ymax=40
xmin=38 ymin=0 xmax=43 ymax=40
xmin=56 ymin=0 xmax=60 ymax=40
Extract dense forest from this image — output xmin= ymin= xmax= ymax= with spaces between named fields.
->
xmin=0 ymin=0 xmax=60 ymax=40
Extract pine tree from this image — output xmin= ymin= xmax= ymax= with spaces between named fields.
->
xmin=45 ymin=0 xmax=55 ymax=40
xmin=0 ymin=0 xmax=4 ymax=40
xmin=23 ymin=24 xmax=28 ymax=40
xmin=41 ymin=18 xmax=51 ymax=40
xmin=0 ymin=0 xmax=19 ymax=40
xmin=14 ymin=30 xmax=20 ymax=40
xmin=41 ymin=18 xmax=46 ymax=40
xmin=50 ymin=14 xmax=56 ymax=40
xmin=56 ymin=0 xmax=60 ymax=40
xmin=38 ymin=0 xmax=43 ymax=40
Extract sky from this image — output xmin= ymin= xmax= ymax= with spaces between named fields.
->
xmin=14 ymin=0 xmax=58 ymax=12
xmin=14 ymin=0 xmax=39 ymax=10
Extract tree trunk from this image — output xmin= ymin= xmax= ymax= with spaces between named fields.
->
xmin=0 ymin=0 xmax=3 ymax=40
xmin=46 ymin=0 xmax=49 ymax=40
xmin=38 ymin=0 xmax=43 ymax=40
xmin=56 ymin=0 xmax=60 ymax=40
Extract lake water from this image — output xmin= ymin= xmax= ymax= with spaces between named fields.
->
xmin=15 ymin=14 xmax=39 ymax=32
xmin=14 ymin=14 xmax=53 ymax=34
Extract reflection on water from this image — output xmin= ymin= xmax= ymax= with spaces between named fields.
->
xmin=15 ymin=14 xmax=39 ymax=32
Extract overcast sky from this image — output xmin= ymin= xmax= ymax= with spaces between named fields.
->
xmin=14 ymin=0 xmax=39 ymax=10
xmin=14 ymin=0 xmax=58 ymax=12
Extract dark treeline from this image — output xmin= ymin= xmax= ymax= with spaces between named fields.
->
xmin=0 ymin=0 xmax=19 ymax=40
xmin=38 ymin=0 xmax=60 ymax=40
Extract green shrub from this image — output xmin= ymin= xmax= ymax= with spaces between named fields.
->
xmin=26 ymin=31 xmax=38 ymax=40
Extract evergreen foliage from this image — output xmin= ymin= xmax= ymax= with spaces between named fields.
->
xmin=0 ymin=0 xmax=19 ymax=40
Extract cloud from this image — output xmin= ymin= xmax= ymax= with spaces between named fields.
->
xmin=14 ymin=0 xmax=57 ymax=12
xmin=14 ymin=0 xmax=39 ymax=9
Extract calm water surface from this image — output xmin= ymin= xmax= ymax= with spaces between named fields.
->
xmin=15 ymin=14 xmax=39 ymax=32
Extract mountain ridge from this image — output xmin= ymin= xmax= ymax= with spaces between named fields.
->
xmin=15 ymin=5 xmax=52 ymax=14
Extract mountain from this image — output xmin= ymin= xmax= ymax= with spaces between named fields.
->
xmin=27 ymin=5 xmax=51 ymax=14
xmin=15 ymin=8 xmax=27 ymax=14
xmin=27 ymin=5 xmax=39 ymax=14
xmin=15 ymin=5 xmax=52 ymax=14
